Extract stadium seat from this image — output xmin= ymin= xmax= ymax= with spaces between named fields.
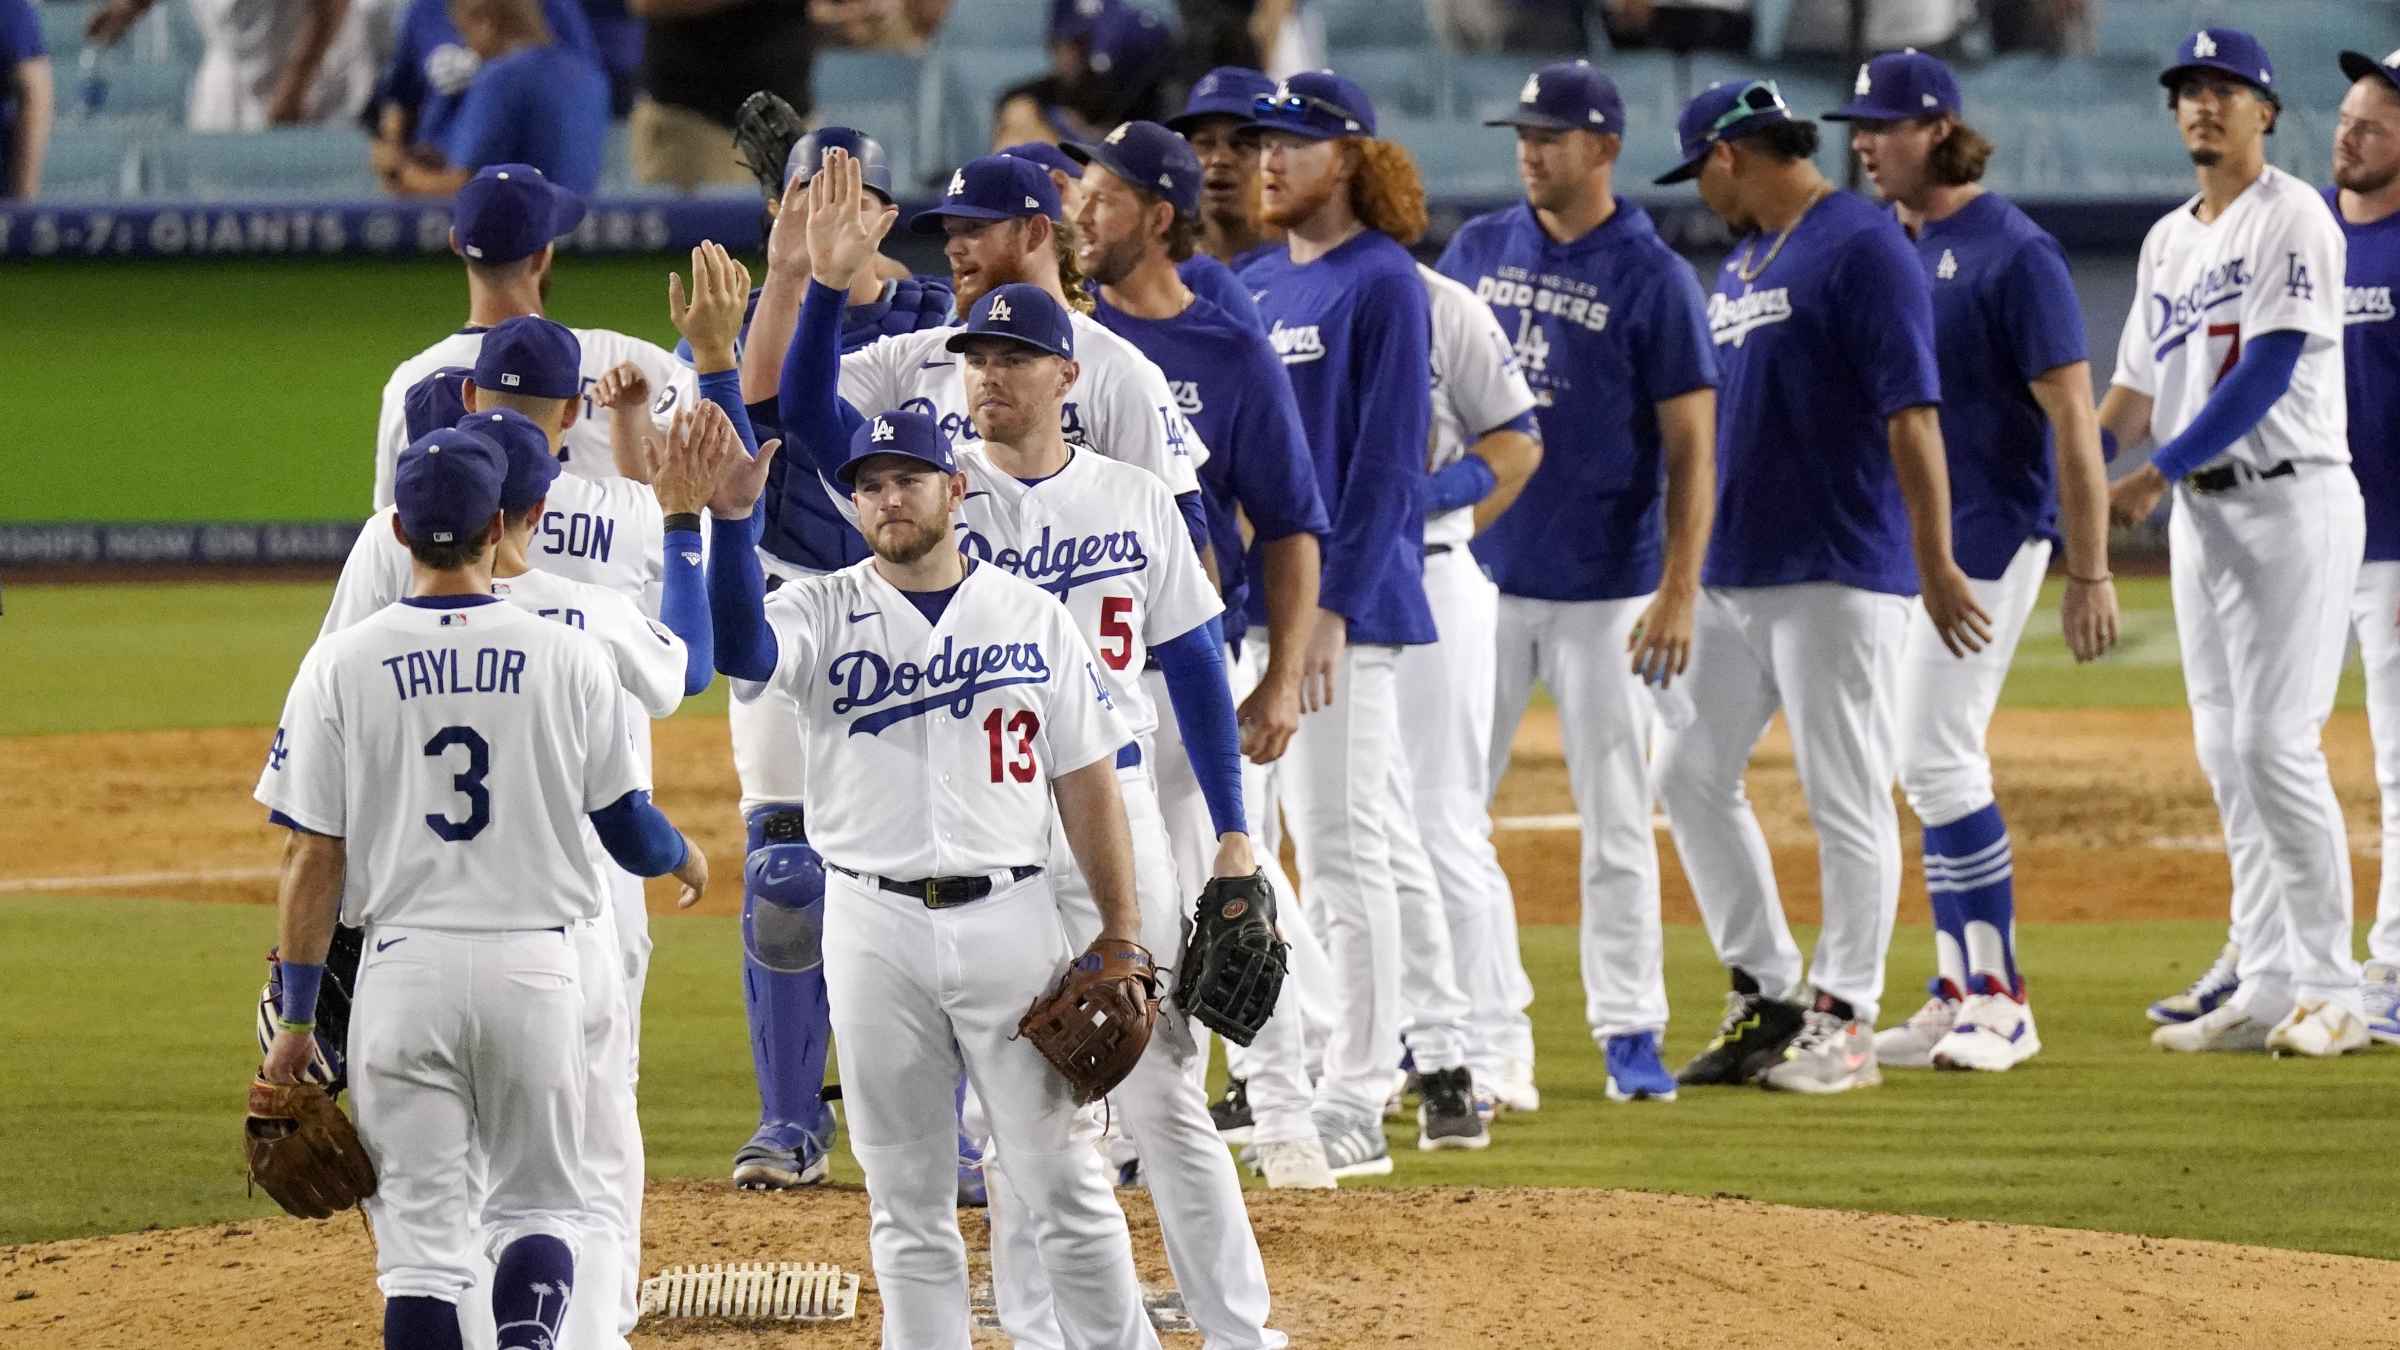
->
xmin=1318 ymin=0 xmax=1433 ymax=54
xmin=2095 ymin=0 xmax=2198 ymax=62
xmin=38 ymin=126 xmax=140 ymax=199
xmin=1383 ymin=115 xmax=1519 ymax=200
xmin=931 ymin=48 xmax=1039 ymax=183
xmin=85 ymin=59 xmax=190 ymax=124
xmin=145 ymin=128 xmax=382 ymax=199
xmin=39 ymin=1 xmax=93 ymax=57
xmin=938 ymin=0 xmax=1052 ymax=49
xmin=1338 ymin=47 xmax=1441 ymax=119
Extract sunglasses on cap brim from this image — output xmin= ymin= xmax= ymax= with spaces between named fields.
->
xmin=1250 ymin=91 xmax=1364 ymax=129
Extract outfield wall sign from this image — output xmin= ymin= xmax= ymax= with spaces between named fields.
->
xmin=0 ymin=197 xmax=767 ymax=259
xmin=0 ymin=521 xmax=362 ymax=565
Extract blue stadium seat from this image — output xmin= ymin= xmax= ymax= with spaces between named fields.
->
xmin=931 ymin=48 xmax=1042 ymax=184
xmin=1383 ymin=115 xmax=1519 ymax=200
xmin=1318 ymin=0 xmax=1433 ymax=54
xmin=37 ymin=126 xmax=139 ymax=199
xmin=146 ymin=128 xmax=382 ymax=199
xmin=1338 ymin=47 xmax=1441 ymax=119
xmin=938 ymin=0 xmax=1053 ymax=49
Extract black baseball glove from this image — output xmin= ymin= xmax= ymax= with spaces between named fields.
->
xmin=732 ymin=91 xmax=809 ymax=202
xmin=253 ymin=923 xmax=365 ymax=1098
xmin=1174 ymin=870 xmax=1288 ymax=1046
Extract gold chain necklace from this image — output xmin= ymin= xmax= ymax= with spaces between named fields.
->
xmin=1733 ymin=185 xmax=1832 ymax=284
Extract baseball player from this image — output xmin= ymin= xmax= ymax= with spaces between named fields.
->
xmin=2329 ymin=48 xmax=2400 ymax=1046
xmin=1827 ymin=51 xmax=2121 ymax=1073
xmin=1652 ymin=78 xmax=1991 ymax=1095
xmin=2103 ymin=30 xmax=2367 ymax=1058
xmin=373 ymin=164 xmax=698 ymax=506
xmin=1440 ymin=60 xmax=1717 ymax=1108
xmin=1168 ymin=67 xmax=1282 ymax=273
xmin=705 ymin=404 xmax=1166 ymax=1350
xmin=256 ymin=426 xmax=707 ymax=1350
xmin=1070 ymin=117 xmax=1338 ymax=1189
xmin=788 ymin=154 xmax=1287 ymax=1345
xmin=1238 ymin=70 xmax=1463 ymax=1167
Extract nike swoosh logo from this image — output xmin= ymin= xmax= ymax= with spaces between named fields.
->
xmin=920 ymin=360 xmax=955 ymax=369
xmin=375 ymin=937 xmax=407 ymax=953
xmin=848 ymin=610 xmax=879 ymax=623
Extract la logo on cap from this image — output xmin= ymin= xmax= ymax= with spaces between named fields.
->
xmin=947 ymin=169 xmax=966 ymax=196
xmin=1520 ymin=72 xmax=1540 ymax=103
xmin=2194 ymin=30 xmax=2217 ymax=58
xmin=988 ymin=296 xmax=1014 ymax=322
xmin=1107 ymin=122 xmax=1131 ymax=143
xmin=870 ymin=417 xmax=895 ymax=442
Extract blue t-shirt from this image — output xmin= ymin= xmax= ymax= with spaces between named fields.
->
xmin=0 ymin=0 xmax=44 ymax=196
xmin=1440 ymin=200 xmax=1717 ymax=602
xmin=2326 ymin=186 xmax=2400 ymax=563
xmin=441 ymin=44 xmax=608 ymax=193
xmin=377 ymin=0 xmax=596 ymax=152
xmin=1241 ymin=230 xmax=1435 ymax=645
xmin=1091 ymin=292 xmax=1329 ymax=641
xmin=1912 ymin=192 xmax=2086 ymax=580
xmin=1704 ymin=190 xmax=1942 ymax=595
xmin=1177 ymin=253 xmax=1265 ymax=332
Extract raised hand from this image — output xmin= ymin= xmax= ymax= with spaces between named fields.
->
xmin=669 ymin=240 xmax=754 ymax=372
xmin=805 ymin=147 xmax=898 ymax=293
xmin=710 ymin=438 xmax=784 ymax=521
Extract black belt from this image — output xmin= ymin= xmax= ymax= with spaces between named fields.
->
xmin=2187 ymin=459 xmax=2294 ymax=495
xmin=1425 ymin=543 xmax=1454 ymax=556
xmin=829 ymin=863 xmax=1041 ymax=908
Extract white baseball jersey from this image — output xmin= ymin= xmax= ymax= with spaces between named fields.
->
xmin=734 ymin=560 xmax=1130 ymax=877
xmin=1419 ymin=263 xmax=1539 ymax=549
xmin=372 ymin=326 xmax=700 ymax=508
xmin=326 ymin=482 xmax=665 ymax=636
xmin=255 ymin=598 xmax=646 ymax=930
xmin=2113 ymin=165 xmax=2348 ymax=468
xmin=837 ymin=311 xmax=1207 ymax=496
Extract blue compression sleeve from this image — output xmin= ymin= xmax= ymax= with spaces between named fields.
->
xmin=1152 ymin=617 xmax=1246 ymax=838
xmin=1425 ymin=454 xmax=1498 ymax=515
xmin=2148 ymin=330 xmax=2304 ymax=480
xmin=707 ymin=514 xmax=779 ymax=681
xmin=277 ymin=962 xmax=325 ymax=1025
xmin=699 ymin=369 xmax=760 ymax=456
xmin=1175 ymin=491 xmax=1210 ymax=557
xmin=783 ymin=279 xmax=871 ymax=489
xmin=659 ymin=525 xmax=712 ymax=695
xmin=589 ymin=789 xmax=689 ymax=877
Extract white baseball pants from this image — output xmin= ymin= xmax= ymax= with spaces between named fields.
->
xmin=1894 ymin=539 xmax=2053 ymax=828
xmin=352 ymin=925 xmax=588 ymax=1306
xmin=1657 ymin=584 xmax=1909 ymax=1024
xmin=2173 ymin=466 xmax=2364 ymax=1016
xmin=1490 ymin=590 xmax=1666 ymax=1044
xmin=2357 ymin=559 xmax=2400 ymax=968
xmin=822 ymin=867 xmax=1158 ymax=1350
xmin=993 ymin=760 xmax=1284 ymax=1350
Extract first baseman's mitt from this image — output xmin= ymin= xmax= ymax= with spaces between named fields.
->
xmin=732 ymin=91 xmax=809 ymax=201
xmin=1173 ymin=870 xmax=1288 ymax=1047
xmin=1017 ymin=939 xmax=1162 ymax=1104
xmin=243 ymin=1077 xmax=377 ymax=1219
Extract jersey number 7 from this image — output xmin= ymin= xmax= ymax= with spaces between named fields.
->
xmin=424 ymin=725 xmax=492 ymax=842
xmin=2208 ymin=323 xmax=2241 ymax=387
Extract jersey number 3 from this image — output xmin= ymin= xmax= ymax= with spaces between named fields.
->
xmin=423 ymin=725 xmax=492 ymax=842
xmin=983 ymin=708 xmax=1040 ymax=783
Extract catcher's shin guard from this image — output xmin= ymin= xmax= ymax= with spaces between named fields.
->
xmin=742 ymin=806 xmax=835 ymax=1138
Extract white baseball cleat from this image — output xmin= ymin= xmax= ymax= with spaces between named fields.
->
xmin=1932 ymin=978 xmax=2039 ymax=1072
xmin=2265 ymin=1003 xmax=2371 ymax=1058
xmin=1490 ymin=1059 xmax=1540 ymax=1113
xmin=2151 ymin=1002 xmax=2272 ymax=1053
xmin=2362 ymin=963 xmax=2400 ymax=1047
xmin=1255 ymin=1138 xmax=1338 ymax=1190
xmin=1873 ymin=979 xmax=1963 ymax=1068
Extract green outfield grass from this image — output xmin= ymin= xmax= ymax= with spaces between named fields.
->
xmin=1 ymin=894 xmax=2390 ymax=1255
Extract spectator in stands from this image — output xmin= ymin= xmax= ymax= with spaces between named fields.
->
xmin=2 ymin=0 xmax=49 ymax=199
xmin=999 ymin=139 xmax=1086 ymax=217
xmin=1600 ymin=0 xmax=1754 ymax=55
xmin=1987 ymin=0 xmax=2092 ymax=57
xmin=367 ymin=0 xmax=599 ymax=188
xmin=86 ymin=0 xmax=375 ymax=130
xmin=810 ymin=0 xmax=952 ymax=51
xmin=1436 ymin=0 xmax=1593 ymax=53
xmin=1784 ymin=0 xmax=1967 ymax=56
xmin=993 ymin=0 xmax=1174 ymax=148
xmin=578 ymin=0 xmax=641 ymax=112
xmin=625 ymin=0 xmax=812 ymax=191
xmin=384 ymin=0 xmax=606 ymax=195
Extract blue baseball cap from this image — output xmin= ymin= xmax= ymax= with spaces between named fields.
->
xmin=785 ymin=126 xmax=894 ymax=203
xmin=1825 ymin=50 xmax=1962 ymax=122
xmin=1000 ymin=141 xmax=1083 ymax=181
xmin=1248 ymin=70 xmax=1376 ymax=141
xmin=911 ymin=155 xmax=1063 ymax=234
xmin=837 ymin=408 xmax=960 ymax=486
xmin=1065 ymin=120 xmax=1201 ymax=215
xmin=1168 ymin=66 xmax=1274 ymax=134
xmin=472 ymin=316 xmax=582 ymax=401
xmin=1083 ymin=2 xmax=1172 ymax=81
xmin=404 ymin=366 xmax=472 ymax=442
xmin=945 ymin=282 xmax=1075 ymax=360
xmin=457 ymin=408 xmax=562 ymax=512
xmin=2340 ymin=47 xmax=2400 ymax=96
xmin=1484 ymin=60 xmax=1625 ymax=134
xmin=393 ymin=427 xmax=507 ymax=546
xmin=451 ymin=164 xmax=586 ymax=265
xmin=2161 ymin=28 xmax=2278 ymax=106
xmin=1656 ymin=79 xmax=1804 ymax=185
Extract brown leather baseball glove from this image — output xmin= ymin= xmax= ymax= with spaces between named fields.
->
xmin=1017 ymin=939 xmax=1162 ymax=1104
xmin=243 ymin=1077 xmax=377 ymax=1219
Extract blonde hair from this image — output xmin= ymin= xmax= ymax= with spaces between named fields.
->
xmin=1049 ymin=214 xmax=1095 ymax=314
xmin=1351 ymin=138 xmax=1429 ymax=247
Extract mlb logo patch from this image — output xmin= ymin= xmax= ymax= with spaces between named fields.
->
xmin=441 ymin=613 xmax=470 ymax=626
xmin=500 ymin=373 xmax=521 ymax=387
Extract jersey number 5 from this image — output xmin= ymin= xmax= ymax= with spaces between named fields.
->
xmin=1098 ymin=596 xmax=1135 ymax=669
xmin=983 ymin=708 xmax=1040 ymax=783
xmin=423 ymin=725 xmax=492 ymax=842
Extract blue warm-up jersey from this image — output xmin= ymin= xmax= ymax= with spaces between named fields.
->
xmin=1911 ymin=192 xmax=2086 ymax=580
xmin=441 ymin=44 xmax=609 ymax=193
xmin=1439 ymin=200 xmax=1717 ymax=602
xmin=1177 ymin=254 xmax=1265 ymax=332
xmin=1241 ymin=231 xmax=1435 ymax=645
xmin=376 ymin=0 xmax=596 ymax=153
xmin=1704 ymin=190 xmax=1941 ymax=595
xmin=2326 ymin=185 xmax=2400 ymax=564
xmin=1091 ymin=292 xmax=1328 ymax=641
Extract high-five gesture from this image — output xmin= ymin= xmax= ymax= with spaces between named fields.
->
xmin=805 ymin=147 xmax=899 ymax=294
xmin=670 ymin=240 xmax=753 ymax=374
xmin=651 ymin=404 xmax=739 ymax=516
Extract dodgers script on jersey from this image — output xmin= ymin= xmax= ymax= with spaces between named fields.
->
xmin=2113 ymin=166 xmax=2347 ymax=469
xmin=2327 ymin=184 xmax=2400 ymax=562
xmin=833 ymin=313 xmax=1206 ymax=496
xmin=734 ymin=561 xmax=1128 ymax=877
xmin=321 ymin=481 xmax=667 ymax=634
xmin=255 ymin=596 xmax=647 ymax=930
xmin=1912 ymin=193 xmax=2088 ymax=580
xmin=1438 ymin=200 xmax=1717 ymax=602
xmin=372 ymin=326 xmax=699 ymax=507
xmin=1418 ymin=263 xmax=1538 ymax=550
xmin=1703 ymin=191 xmax=1941 ymax=595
